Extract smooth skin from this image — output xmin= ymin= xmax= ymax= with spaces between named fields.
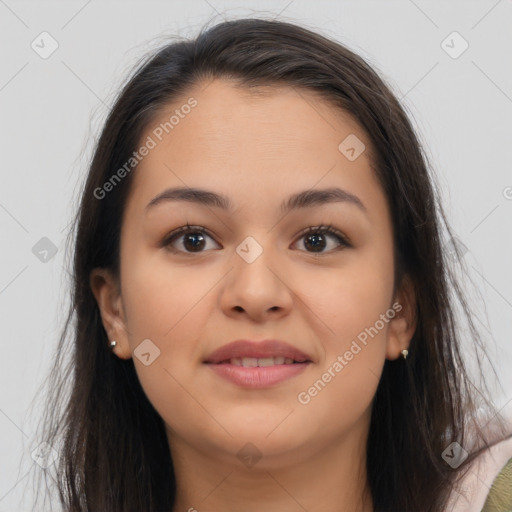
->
xmin=91 ymin=79 xmax=417 ymax=512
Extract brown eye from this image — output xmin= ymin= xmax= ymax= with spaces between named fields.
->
xmin=161 ymin=225 xmax=220 ymax=254
xmin=294 ymin=225 xmax=350 ymax=254
xmin=161 ymin=224 xmax=350 ymax=255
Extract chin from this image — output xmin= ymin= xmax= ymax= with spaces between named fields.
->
xmin=215 ymin=419 xmax=315 ymax=461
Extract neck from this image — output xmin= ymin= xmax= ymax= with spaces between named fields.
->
xmin=169 ymin=423 xmax=373 ymax=512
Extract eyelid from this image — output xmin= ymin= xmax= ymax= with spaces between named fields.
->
xmin=160 ymin=223 xmax=218 ymax=249
xmin=161 ymin=223 xmax=351 ymax=254
xmin=294 ymin=224 xmax=351 ymax=248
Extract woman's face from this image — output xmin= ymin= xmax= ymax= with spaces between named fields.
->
xmin=92 ymin=78 xmax=415 ymax=469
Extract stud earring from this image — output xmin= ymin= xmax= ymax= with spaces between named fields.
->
xmin=109 ymin=340 xmax=117 ymax=350
xmin=401 ymin=349 xmax=408 ymax=360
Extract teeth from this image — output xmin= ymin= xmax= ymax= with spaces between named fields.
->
xmin=228 ymin=356 xmax=297 ymax=367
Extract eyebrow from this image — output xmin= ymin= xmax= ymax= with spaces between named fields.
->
xmin=145 ymin=186 xmax=367 ymax=215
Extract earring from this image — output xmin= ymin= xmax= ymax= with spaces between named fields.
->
xmin=109 ymin=340 xmax=117 ymax=350
xmin=401 ymin=349 xmax=408 ymax=360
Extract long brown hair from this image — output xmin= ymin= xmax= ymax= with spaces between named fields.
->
xmin=29 ymin=17 xmax=510 ymax=511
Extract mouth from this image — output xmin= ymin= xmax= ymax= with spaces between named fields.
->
xmin=212 ymin=356 xmax=310 ymax=367
xmin=204 ymin=339 xmax=313 ymax=388
xmin=204 ymin=339 xmax=313 ymax=364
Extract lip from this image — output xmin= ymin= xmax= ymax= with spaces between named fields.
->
xmin=204 ymin=339 xmax=313 ymax=364
xmin=204 ymin=339 xmax=313 ymax=389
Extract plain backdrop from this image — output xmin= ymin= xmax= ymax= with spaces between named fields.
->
xmin=0 ymin=1 xmax=511 ymax=510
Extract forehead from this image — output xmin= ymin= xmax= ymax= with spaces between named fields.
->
xmin=126 ymin=78 xmax=384 ymax=218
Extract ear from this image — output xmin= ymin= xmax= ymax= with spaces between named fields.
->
xmin=89 ymin=267 xmax=132 ymax=360
xmin=385 ymin=274 xmax=417 ymax=360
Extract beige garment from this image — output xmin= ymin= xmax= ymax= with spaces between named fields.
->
xmin=446 ymin=434 xmax=512 ymax=512
xmin=481 ymin=455 xmax=512 ymax=511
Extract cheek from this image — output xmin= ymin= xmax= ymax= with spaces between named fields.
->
xmin=121 ymin=248 xmax=212 ymax=341
xmin=301 ymin=249 xmax=394 ymax=345
xmin=295 ymin=350 xmax=382 ymax=446
xmin=298 ymin=249 xmax=392 ymax=409
xmin=296 ymin=260 xmax=393 ymax=428
xmin=119 ymin=250 xmax=216 ymax=405
xmin=119 ymin=256 xmax=215 ymax=430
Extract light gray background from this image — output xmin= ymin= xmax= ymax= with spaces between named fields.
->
xmin=1 ymin=1 xmax=511 ymax=510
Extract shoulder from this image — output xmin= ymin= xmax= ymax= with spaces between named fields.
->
xmin=447 ymin=427 xmax=512 ymax=512
xmin=481 ymin=454 xmax=512 ymax=511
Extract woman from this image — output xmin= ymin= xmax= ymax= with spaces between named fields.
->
xmin=33 ymin=17 xmax=512 ymax=511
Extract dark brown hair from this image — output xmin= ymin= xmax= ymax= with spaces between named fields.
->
xmin=30 ymin=17 xmax=510 ymax=511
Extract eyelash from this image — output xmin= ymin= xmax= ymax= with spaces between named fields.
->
xmin=160 ymin=223 xmax=351 ymax=255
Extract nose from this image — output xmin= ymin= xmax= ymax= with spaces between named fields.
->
xmin=219 ymin=236 xmax=293 ymax=322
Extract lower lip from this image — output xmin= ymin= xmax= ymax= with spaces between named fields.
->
xmin=205 ymin=362 xmax=310 ymax=388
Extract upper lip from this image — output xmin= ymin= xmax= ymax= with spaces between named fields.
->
xmin=204 ymin=339 xmax=313 ymax=364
